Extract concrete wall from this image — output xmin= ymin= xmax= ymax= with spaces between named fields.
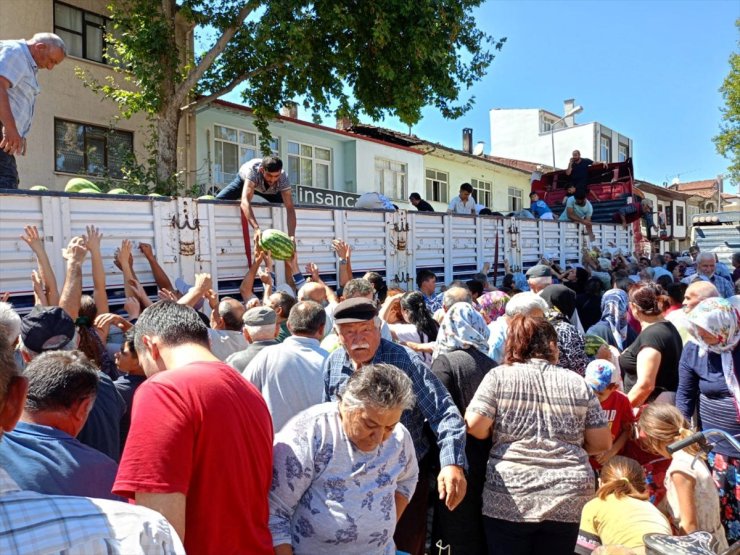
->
xmin=1 ymin=0 xmax=152 ymax=190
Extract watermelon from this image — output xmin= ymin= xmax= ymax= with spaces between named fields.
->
xmin=65 ymin=177 xmax=100 ymax=193
xmin=78 ymin=188 xmax=103 ymax=194
xmin=198 ymin=194 xmax=216 ymax=200
xmin=260 ymin=228 xmax=294 ymax=260
xmin=148 ymin=193 xmax=163 ymax=197
xmin=29 ymin=185 xmax=48 ymax=191
xmin=107 ymin=188 xmax=130 ymax=195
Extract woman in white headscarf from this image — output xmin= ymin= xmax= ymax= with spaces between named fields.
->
xmin=676 ymin=296 xmax=740 ymax=544
xmin=429 ymin=302 xmax=494 ymax=555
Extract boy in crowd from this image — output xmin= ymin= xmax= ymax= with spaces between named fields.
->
xmin=584 ymin=360 xmax=633 ymax=473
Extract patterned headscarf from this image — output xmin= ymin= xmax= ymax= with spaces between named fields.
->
xmin=433 ymin=302 xmax=490 ymax=361
xmin=478 ymin=291 xmax=510 ymax=323
xmin=687 ymin=297 xmax=740 ymax=419
xmin=600 ymin=289 xmax=629 ymax=350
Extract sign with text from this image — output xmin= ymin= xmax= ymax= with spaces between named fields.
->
xmin=295 ymin=185 xmax=359 ymax=208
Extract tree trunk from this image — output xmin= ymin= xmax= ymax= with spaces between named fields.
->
xmin=156 ymin=105 xmax=181 ymax=190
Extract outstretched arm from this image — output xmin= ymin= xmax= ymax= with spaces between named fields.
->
xmin=20 ymin=225 xmax=60 ymax=306
xmin=85 ymin=225 xmax=109 ymax=314
xmin=139 ymin=242 xmax=176 ymax=295
xmin=332 ymin=239 xmax=353 ymax=287
xmin=239 ymin=249 xmax=265 ymax=302
xmin=282 ymin=189 xmax=297 ymax=239
xmin=59 ymin=236 xmax=88 ymax=319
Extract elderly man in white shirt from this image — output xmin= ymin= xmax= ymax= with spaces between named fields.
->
xmin=243 ymin=300 xmax=329 ymax=431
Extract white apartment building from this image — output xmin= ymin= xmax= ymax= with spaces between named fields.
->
xmin=489 ymin=99 xmax=633 ymax=170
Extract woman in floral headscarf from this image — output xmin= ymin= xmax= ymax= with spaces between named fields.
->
xmin=477 ymin=291 xmax=510 ymax=324
xmin=676 ymin=296 xmax=740 ymax=544
xmin=429 ymin=302 xmax=495 ymax=555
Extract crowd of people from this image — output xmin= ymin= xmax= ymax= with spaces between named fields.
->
xmin=0 ymin=220 xmax=739 ymax=555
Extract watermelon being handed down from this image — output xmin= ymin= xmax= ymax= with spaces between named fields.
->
xmin=65 ymin=177 xmax=100 ymax=193
xmin=259 ymin=229 xmax=294 ymax=261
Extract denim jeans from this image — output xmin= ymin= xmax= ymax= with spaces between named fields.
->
xmin=215 ymin=174 xmax=283 ymax=203
xmin=0 ymin=149 xmax=19 ymax=189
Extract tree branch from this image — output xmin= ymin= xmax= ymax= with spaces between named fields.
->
xmin=173 ymin=0 xmax=259 ymax=107
xmin=185 ymin=61 xmax=287 ymax=112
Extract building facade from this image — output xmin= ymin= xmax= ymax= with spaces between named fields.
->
xmin=190 ymin=100 xmax=425 ymax=208
xmin=668 ymin=177 xmax=737 ymax=212
xmin=635 ymin=180 xmax=700 ymax=252
xmin=0 ymin=0 xmax=191 ymax=191
xmin=489 ymin=99 xmax=633 ymax=170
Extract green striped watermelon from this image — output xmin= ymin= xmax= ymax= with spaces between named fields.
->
xmin=260 ymin=229 xmax=294 ymax=260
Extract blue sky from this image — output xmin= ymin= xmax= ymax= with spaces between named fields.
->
xmin=380 ymin=0 xmax=739 ymax=191
xmin=218 ymin=0 xmax=738 ymax=191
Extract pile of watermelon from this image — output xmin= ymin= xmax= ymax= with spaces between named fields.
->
xmin=259 ymin=229 xmax=294 ymax=260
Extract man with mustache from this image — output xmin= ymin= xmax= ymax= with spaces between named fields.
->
xmin=323 ymin=297 xmax=468 ymax=555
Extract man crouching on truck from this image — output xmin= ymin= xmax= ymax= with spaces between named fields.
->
xmin=216 ymin=156 xmax=297 ymax=246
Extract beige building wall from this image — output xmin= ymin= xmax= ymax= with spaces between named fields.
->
xmin=1 ymin=0 xmax=192 ymax=191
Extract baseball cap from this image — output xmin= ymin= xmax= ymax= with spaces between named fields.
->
xmin=333 ymin=298 xmax=377 ymax=324
xmin=242 ymin=306 xmax=276 ymax=326
xmin=21 ymin=306 xmax=76 ymax=353
xmin=585 ymin=360 xmax=618 ymax=393
xmin=525 ymin=264 xmax=552 ymax=279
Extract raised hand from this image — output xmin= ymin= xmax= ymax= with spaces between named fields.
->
xmin=331 ymin=239 xmax=351 ymax=260
xmin=20 ymin=225 xmax=44 ymax=253
xmin=158 ymin=288 xmax=178 ymax=302
xmin=30 ymin=271 xmax=47 ymax=305
xmin=62 ymin=236 xmax=88 ymax=264
xmin=138 ymin=242 xmax=154 ymax=259
xmin=122 ymin=296 xmax=141 ymax=319
xmin=84 ymin=225 xmax=103 ymax=253
xmin=114 ymin=239 xmax=134 ymax=271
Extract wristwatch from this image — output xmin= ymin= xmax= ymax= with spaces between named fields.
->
xmin=339 ymin=259 xmax=347 ymax=265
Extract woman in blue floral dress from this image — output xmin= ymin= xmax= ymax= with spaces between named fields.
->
xmin=269 ymin=363 xmax=419 ymax=555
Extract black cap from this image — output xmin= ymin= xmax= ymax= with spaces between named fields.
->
xmin=21 ymin=306 xmax=75 ymax=353
xmin=525 ymin=264 xmax=552 ymax=278
xmin=333 ymin=298 xmax=377 ymax=324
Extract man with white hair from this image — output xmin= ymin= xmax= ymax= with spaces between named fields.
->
xmin=684 ymin=252 xmax=734 ymax=298
xmin=666 ymin=280 xmax=721 ymax=344
xmin=0 ymin=33 xmax=66 ymax=188
xmin=525 ymin=264 xmax=553 ymax=294
xmin=0 ymin=302 xmax=21 ymax=346
xmin=487 ymin=292 xmax=549 ymax=363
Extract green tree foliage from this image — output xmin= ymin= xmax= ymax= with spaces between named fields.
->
xmin=714 ymin=19 xmax=740 ymax=185
xmin=79 ymin=0 xmax=504 ymax=193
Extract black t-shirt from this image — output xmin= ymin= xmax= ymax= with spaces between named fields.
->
xmin=619 ymin=321 xmax=683 ymax=397
xmin=570 ymin=158 xmax=593 ymax=187
xmin=415 ymin=200 xmax=435 ymax=212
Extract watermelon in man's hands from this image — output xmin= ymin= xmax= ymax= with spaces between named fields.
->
xmin=259 ymin=229 xmax=294 ymax=260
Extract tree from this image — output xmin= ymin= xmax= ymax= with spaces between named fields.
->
xmin=79 ymin=0 xmax=504 ymax=192
xmin=714 ymin=19 xmax=740 ymax=185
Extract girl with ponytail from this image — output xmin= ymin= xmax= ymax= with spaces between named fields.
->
xmin=638 ymin=404 xmax=728 ymax=551
xmin=576 ymin=456 xmax=671 ymax=554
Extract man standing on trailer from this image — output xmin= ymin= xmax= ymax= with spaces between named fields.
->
xmin=0 ymin=33 xmax=66 ymax=189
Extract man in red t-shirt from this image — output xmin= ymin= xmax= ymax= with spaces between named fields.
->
xmin=113 ymin=301 xmax=273 ymax=555
xmin=584 ymin=360 xmax=634 ymax=472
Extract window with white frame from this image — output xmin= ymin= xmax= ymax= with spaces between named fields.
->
xmin=213 ymin=125 xmax=257 ymax=185
xmin=425 ymin=169 xmax=449 ymax=203
xmin=472 ymin=178 xmax=493 ymax=208
xmin=54 ymin=1 xmax=109 ymax=64
xmin=618 ymin=143 xmax=629 ymax=162
xmin=508 ymin=187 xmax=522 ymax=212
xmin=54 ymin=118 xmax=133 ymax=179
xmin=600 ymin=135 xmax=611 ymax=162
xmin=375 ymin=158 xmax=407 ymax=200
xmin=287 ymin=141 xmax=332 ymax=189
xmin=676 ymin=205 xmax=685 ymax=226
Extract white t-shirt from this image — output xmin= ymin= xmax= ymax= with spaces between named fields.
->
xmin=448 ymin=196 xmax=476 ymax=215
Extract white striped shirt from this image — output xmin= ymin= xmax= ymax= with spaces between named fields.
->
xmin=0 ymin=467 xmax=185 ymax=555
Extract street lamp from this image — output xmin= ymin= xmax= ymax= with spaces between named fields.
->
xmin=550 ymin=105 xmax=583 ymax=169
